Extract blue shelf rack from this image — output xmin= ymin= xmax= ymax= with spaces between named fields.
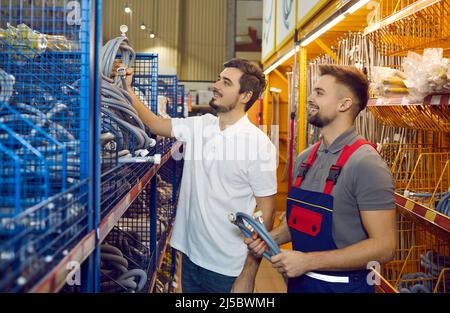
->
xmin=177 ymin=84 xmax=186 ymax=118
xmin=0 ymin=0 xmax=99 ymax=292
xmin=0 ymin=1 xmax=182 ymax=292
xmin=158 ymin=75 xmax=178 ymax=118
xmin=95 ymin=51 xmax=182 ymax=291
xmin=132 ymin=54 xmax=158 ymax=113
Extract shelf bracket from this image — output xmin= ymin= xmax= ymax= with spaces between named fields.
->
xmin=315 ymin=38 xmax=338 ymax=62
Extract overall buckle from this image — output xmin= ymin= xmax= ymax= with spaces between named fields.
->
xmin=326 ymin=165 xmax=342 ymax=185
xmin=298 ymin=163 xmax=310 ymax=179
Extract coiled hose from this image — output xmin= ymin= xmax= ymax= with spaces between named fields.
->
xmin=100 ymin=242 xmax=147 ymax=293
xmin=403 ymin=190 xmax=450 ymax=216
xmin=396 ymin=272 xmax=433 ymax=293
xmin=397 ymin=250 xmax=450 ymax=293
xmin=229 ymin=212 xmax=280 ymax=261
xmin=436 ymin=193 xmax=450 ymax=217
xmin=100 ymin=36 xmax=155 ymax=154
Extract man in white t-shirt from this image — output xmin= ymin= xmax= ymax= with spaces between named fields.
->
xmin=126 ymin=59 xmax=277 ymax=293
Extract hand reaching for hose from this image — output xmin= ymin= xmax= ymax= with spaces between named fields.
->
xmin=111 ymin=60 xmax=142 ymax=110
xmin=111 ymin=60 xmax=134 ymax=90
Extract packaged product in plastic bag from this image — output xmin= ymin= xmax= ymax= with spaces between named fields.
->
xmin=46 ymin=34 xmax=75 ymax=52
xmin=403 ymin=48 xmax=450 ymax=101
xmin=0 ymin=23 xmax=48 ymax=63
xmin=371 ymin=66 xmax=408 ymax=97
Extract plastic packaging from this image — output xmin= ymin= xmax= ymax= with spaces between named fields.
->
xmin=403 ymin=48 xmax=450 ymax=101
xmin=46 ymin=34 xmax=75 ymax=52
xmin=371 ymin=66 xmax=408 ymax=97
xmin=1 ymin=23 xmax=47 ymax=53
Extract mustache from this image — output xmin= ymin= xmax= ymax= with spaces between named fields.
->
xmin=307 ymin=101 xmax=318 ymax=108
xmin=212 ymin=88 xmax=223 ymax=97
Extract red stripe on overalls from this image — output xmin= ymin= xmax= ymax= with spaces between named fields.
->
xmin=294 ymin=142 xmax=321 ymax=188
xmin=323 ymin=139 xmax=377 ymax=195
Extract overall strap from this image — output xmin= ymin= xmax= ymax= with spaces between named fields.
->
xmin=294 ymin=141 xmax=321 ymax=187
xmin=323 ymin=139 xmax=376 ymax=195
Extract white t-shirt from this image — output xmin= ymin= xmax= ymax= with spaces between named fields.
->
xmin=169 ymin=113 xmax=277 ymax=277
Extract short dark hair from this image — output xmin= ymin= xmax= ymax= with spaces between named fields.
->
xmin=318 ymin=65 xmax=369 ymax=114
xmin=223 ymin=58 xmax=267 ymax=111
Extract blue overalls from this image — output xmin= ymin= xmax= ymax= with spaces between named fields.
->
xmin=286 ymin=139 xmax=376 ymax=293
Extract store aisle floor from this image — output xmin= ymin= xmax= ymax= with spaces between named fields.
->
xmin=254 ymin=258 xmax=287 ymax=293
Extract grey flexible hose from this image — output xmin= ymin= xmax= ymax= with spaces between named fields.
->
xmin=101 ymin=36 xmax=135 ymax=80
xmin=101 ymin=244 xmax=124 ymax=257
xmin=101 ymin=115 xmax=125 ymax=150
xmin=229 ymin=212 xmax=280 ymax=260
xmin=102 ymin=149 xmax=130 ymax=160
xmin=110 ymin=262 xmax=128 ymax=275
xmin=101 ymin=278 xmax=137 ymax=290
xmin=101 ymin=132 xmax=115 ymax=144
xmin=101 ymin=253 xmax=129 ymax=268
xmin=100 ymin=243 xmax=148 ymax=293
xmin=100 ymin=36 xmax=154 ymax=152
xmin=117 ymin=269 xmax=147 ymax=291
xmin=101 ymin=108 xmax=148 ymax=148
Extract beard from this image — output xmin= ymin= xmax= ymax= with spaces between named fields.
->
xmin=208 ymin=97 xmax=237 ymax=114
xmin=307 ymin=110 xmax=332 ymax=128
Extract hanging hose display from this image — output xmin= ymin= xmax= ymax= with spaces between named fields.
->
xmin=100 ymin=34 xmax=157 ymax=167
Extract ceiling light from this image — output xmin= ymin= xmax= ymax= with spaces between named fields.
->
xmin=263 ymin=45 xmax=299 ymax=75
xmin=300 ymin=0 xmax=371 ymax=47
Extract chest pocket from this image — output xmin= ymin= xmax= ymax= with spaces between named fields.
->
xmin=288 ymin=205 xmax=323 ymax=237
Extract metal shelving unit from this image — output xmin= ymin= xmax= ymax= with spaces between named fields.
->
xmin=0 ymin=0 xmax=99 ymax=293
xmin=31 ymin=141 xmax=182 ymax=293
xmin=363 ymin=0 xmax=450 ymax=293
xmin=367 ymin=96 xmax=450 ymax=132
xmin=261 ymin=0 xmax=449 ymax=293
xmin=158 ymin=75 xmax=178 ymax=118
xmin=0 ymin=0 xmax=182 ymax=293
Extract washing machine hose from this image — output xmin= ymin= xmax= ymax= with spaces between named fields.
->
xmin=229 ymin=212 xmax=280 ymax=261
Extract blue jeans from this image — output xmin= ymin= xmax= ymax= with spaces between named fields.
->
xmin=181 ymin=253 xmax=237 ymax=293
